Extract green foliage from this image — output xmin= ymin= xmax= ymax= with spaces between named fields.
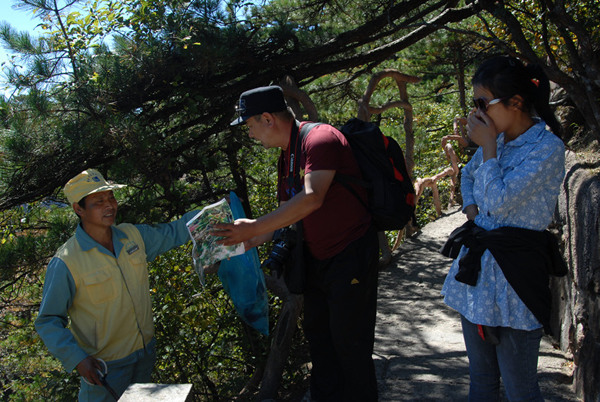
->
xmin=0 ymin=318 xmax=80 ymax=401
xmin=149 ymin=243 xmax=308 ymax=400
xmin=0 ymin=204 xmax=73 ymax=305
xmin=150 ymin=245 xmax=263 ymax=399
xmin=0 ymin=201 xmax=309 ymax=401
xmin=0 ymin=203 xmax=80 ymax=401
xmin=2 ymin=0 xmax=599 ymax=400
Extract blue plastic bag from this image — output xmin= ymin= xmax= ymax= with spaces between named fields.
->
xmin=217 ymin=192 xmax=269 ymax=335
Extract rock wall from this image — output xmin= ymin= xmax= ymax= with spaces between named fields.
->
xmin=552 ymin=150 xmax=600 ymax=402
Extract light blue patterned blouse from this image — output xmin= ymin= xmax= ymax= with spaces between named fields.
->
xmin=441 ymin=120 xmax=565 ymax=330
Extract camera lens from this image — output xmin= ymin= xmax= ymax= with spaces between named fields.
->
xmin=270 ymin=241 xmax=291 ymax=263
xmin=261 ymin=227 xmax=296 ymax=277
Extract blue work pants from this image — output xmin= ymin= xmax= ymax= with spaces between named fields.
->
xmin=78 ymin=344 xmax=156 ymax=402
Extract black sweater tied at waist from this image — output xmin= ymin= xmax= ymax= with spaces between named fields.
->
xmin=440 ymin=220 xmax=567 ymax=334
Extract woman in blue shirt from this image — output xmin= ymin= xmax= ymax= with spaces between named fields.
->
xmin=441 ymin=56 xmax=565 ymax=402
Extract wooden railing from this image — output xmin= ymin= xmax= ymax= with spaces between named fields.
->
xmin=387 ymin=117 xmax=472 ymax=252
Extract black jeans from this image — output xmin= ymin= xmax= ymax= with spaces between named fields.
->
xmin=303 ymin=225 xmax=379 ymax=402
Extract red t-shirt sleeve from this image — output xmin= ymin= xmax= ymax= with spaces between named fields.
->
xmin=298 ymin=123 xmax=371 ymax=259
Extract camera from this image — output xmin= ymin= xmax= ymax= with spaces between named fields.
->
xmin=261 ymin=226 xmax=297 ymax=278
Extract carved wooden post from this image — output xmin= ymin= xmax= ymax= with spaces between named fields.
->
xmin=356 ymin=69 xmax=421 ymax=262
xmin=279 ymin=76 xmax=319 ymax=122
xmin=255 ymin=276 xmax=303 ymax=401
xmin=411 ymin=116 xmax=469 ymax=222
xmin=203 ymin=263 xmax=302 ymax=402
xmin=357 ymin=70 xmax=421 ymax=178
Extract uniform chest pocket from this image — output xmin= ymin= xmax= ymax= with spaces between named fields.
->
xmin=82 ymin=269 xmax=118 ymax=305
xmin=124 ymin=253 xmax=147 ymax=283
xmin=129 ymin=254 xmax=146 ymax=266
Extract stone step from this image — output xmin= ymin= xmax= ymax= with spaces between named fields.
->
xmin=119 ymin=383 xmax=193 ymax=402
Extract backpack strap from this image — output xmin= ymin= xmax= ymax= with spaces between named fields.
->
xmin=334 ymin=173 xmax=370 ymax=211
xmin=291 ymin=121 xmax=321 ymax=193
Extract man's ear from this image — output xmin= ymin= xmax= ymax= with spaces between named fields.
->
xmin=262 ymin=112 xmax=274 ymax=126
xmin=73 ymin=202 xmax=83 ymax=217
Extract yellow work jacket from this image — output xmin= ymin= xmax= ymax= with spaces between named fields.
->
xmin=57 ymin=223 xmax=152 ymax=362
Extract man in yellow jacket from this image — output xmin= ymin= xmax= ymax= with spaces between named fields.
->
xmin=35 ymin=169 xmax=198 ymax=401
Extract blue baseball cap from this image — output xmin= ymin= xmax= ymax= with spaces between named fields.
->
xmin=231 ymin=86 xmax=287 ymax=126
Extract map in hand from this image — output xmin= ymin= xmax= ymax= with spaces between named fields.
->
xmin=186 ymin=198 xmax=245 ymax=268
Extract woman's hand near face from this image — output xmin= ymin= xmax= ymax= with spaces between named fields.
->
xmin=467 ymin=109 xmax=498 ymax=161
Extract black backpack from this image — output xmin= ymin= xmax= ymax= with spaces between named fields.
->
xmin=298 ymin=118 xmax=417 ymax=231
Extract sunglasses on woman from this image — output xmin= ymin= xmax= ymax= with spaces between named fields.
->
xmin=472 ymin=97 xmax=508 ymax=112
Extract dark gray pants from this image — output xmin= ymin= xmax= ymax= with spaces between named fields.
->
xmin=303 ymin=226 xmax=379 ymax=402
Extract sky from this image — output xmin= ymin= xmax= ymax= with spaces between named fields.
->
xmin=1 ymin=2 xmax=43 ymax=96
xmin=0 ymin=2 xmax=42 ymax=66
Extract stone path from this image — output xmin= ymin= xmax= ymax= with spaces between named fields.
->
xmin=374 ymin=206 xmax=580 ymax=401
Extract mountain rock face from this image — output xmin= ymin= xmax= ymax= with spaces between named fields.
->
xmin=553 ymin=150 xmax=600 ymax=402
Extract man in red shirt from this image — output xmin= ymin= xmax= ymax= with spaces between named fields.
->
xmin=215 ymin=85 xmax=379 ymax=402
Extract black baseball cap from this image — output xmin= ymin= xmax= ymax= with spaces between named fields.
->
xmin=230 ymin=86 xmax=287 ymax=126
